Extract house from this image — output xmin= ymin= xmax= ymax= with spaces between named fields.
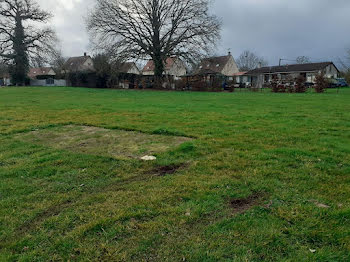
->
xmin=246 ymin=62 xmax=339 ymax=86
xmin=0 ymin=72 xmax=11 ymax=86
xmin=194 ymin=52 xmax=239 ymax=77
xmin=63 ymin=53 xmax=96 ymax=88
xmin=28 ymin=67 xmax=66 ymax=86
xmin=142 ymin=57 xmax=187 ymax=79
xmin=232 ymin=72 xmax=251 ymax=86
xmin=118 ymin=62 xmax=141 ymax=75
xmin=62 ymin=53 xmax=95 ymax=73
xmin=116 ymin=62 xmax=141 ymax=89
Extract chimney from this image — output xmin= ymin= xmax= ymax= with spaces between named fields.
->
xmin=84 ymin=52 xmax=87 ymax=57
xmin=228 ymin=51 xmax=231 ymax=56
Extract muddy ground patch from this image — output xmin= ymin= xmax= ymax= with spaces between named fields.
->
xmin=230 ymin=192 xmax=267 ymax=215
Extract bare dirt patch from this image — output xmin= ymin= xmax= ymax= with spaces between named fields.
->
xmin=15 ymin=125 xmax=191 ymax=159
xmin=230 ymin=192 xmax=265 ymax=214
xmin=150 ymin=163 xmax=188 ymax=177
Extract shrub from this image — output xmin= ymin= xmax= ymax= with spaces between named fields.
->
xmin=295 ymin=76 xmax=307 ymax=93
xmin=191 ymin=80 xmax=209 ymax=91
xmin=271 ymin=80 xmax=279 ymax=93
xmin=344 ymin=70 xmax=350 ymax=86
xmin=314 ymin=74 xmax=328 ymax=93
xmin=174 ymin=79 xmax=187 ymax=90
xmin=278 ymin=84 xmax=287 ymax=93
xmin=210 ymin=78 xmax=223 ymax=92
xmin=287 ymin=84 xmax=295 ymax=93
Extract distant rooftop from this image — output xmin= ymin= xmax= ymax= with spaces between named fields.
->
xmin=246 ymin=62 xmax=336 ymax=75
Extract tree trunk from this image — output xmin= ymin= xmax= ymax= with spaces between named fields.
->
xmin=12 ymin=16 xmax=29 ymax=86
xmin=153 ymin=53 xmax=164 ymax=89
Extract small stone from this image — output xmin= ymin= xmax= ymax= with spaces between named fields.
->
xmin=141 ymin=155 xmax=157 ymax=161
xmin=316 ymin=202 xmax=330 ymax=209
xmin=310 ymin=200 xmax=330 ymax=209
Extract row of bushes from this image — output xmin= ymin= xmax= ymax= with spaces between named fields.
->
xmin=271 ymin=74 xmax=328 ymax=93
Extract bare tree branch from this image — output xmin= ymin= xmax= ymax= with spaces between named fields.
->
xmin=236 ymin=50 xmax=268 ymax=71
xmin=87 ymin=0 xmax=221 ymax=78
xmin=0 ymin=0 xmax=57 ymax=85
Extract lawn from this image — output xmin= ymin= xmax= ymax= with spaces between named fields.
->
xmin=0 ymin=86 xmax=349 ymax=261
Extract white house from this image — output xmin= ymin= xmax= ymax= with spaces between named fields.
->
xmin=246 ymin=62 xmax=339 ymax=85
xmin=194 ymin=52 xmax=239 ymax=77
xmin=28 ymin=67 xmax=66 ymax=86
xmin=119 ymin=62 xmax=141 ymax=75
xmin=0 ymin=73 xmax=11 ymax=86
xmin=63 ymin=53 xmax=95 ymax=73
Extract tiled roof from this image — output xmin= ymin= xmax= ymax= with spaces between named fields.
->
xmin=28 ymin=67 xmax=55 ymax=79
xmin=142 ymin=57 xmax=177 ymax=72
xmin=232 ymin=72 xmax=248 ymax=76
xmin=63 ymin=55 xmax=94 ymax=72
xmin=246 ymin=62 xmax=336 ymax=75
xmin=194 ymin=55 xmax=231 ymax=75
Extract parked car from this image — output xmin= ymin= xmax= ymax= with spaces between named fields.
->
xmin=304 ymin=82 xmax=315 ymax=87
xmin=335 ymin=78 xmax=348 ymax=87
xmin=328 ymin=78 xmax=348 ymax=88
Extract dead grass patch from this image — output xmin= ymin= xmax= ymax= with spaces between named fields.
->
xmin=15 ymin=125 xmax=191 ymax=159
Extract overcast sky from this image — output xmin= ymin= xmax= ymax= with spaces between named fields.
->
xmin=39 ymin=0 xmax=350 ymax=66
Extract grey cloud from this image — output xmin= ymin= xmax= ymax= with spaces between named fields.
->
xmin=39 ymin=0 xmax=350 ymax=66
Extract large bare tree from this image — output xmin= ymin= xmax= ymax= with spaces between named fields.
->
xmin=296 ymin=56 xmax=311 ymax=64
xmin=236 ymin=50 xmax=268 ymax=71
xmin=0 ymin=0 xmax=56 ymax=85
xmin=87 ymin=0 xmax=221 ymax=79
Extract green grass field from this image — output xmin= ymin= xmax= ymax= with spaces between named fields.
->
xmin=0 ymin=87 xmax=350 ymax=261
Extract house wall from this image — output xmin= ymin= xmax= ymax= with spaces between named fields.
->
xmin=221 ymin=56 xmax=239 ymax=76
xmin=167 ymin=59 xmax=187 ymax=79
xmin=30 ymin=79 xmax=67 ymax=87
xmin=1 ymin=77 xmax=11 ymax=86
xmin=142 ymin=71 xmax=154 ymax=76
xmin=305 ymin=65 xmax=337 ymax=82
xmin=127 ymin=65 xmax=141 ymax=75
xmin=143 ymin=59 xmax=187 ymax=79
xmin=255 ymin=65 xmax=339 ymax=83
xmin=82 ymin=58 xmax=95 ymax=72
xmin=47 ymin=69 xmax=56 ymax=76
xmin=324 ymin=64 xmax=338 ymax=78
xmin=236 ymin=76 xmax=251 ymax=84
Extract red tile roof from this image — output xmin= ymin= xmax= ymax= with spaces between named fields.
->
xmin=142 ymin=57 xmax=177 ymax=72
xmin=232 ymin=72 xmax=248 ymax=76
xmin=28 ymin=67 xmax=55 ymax=79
